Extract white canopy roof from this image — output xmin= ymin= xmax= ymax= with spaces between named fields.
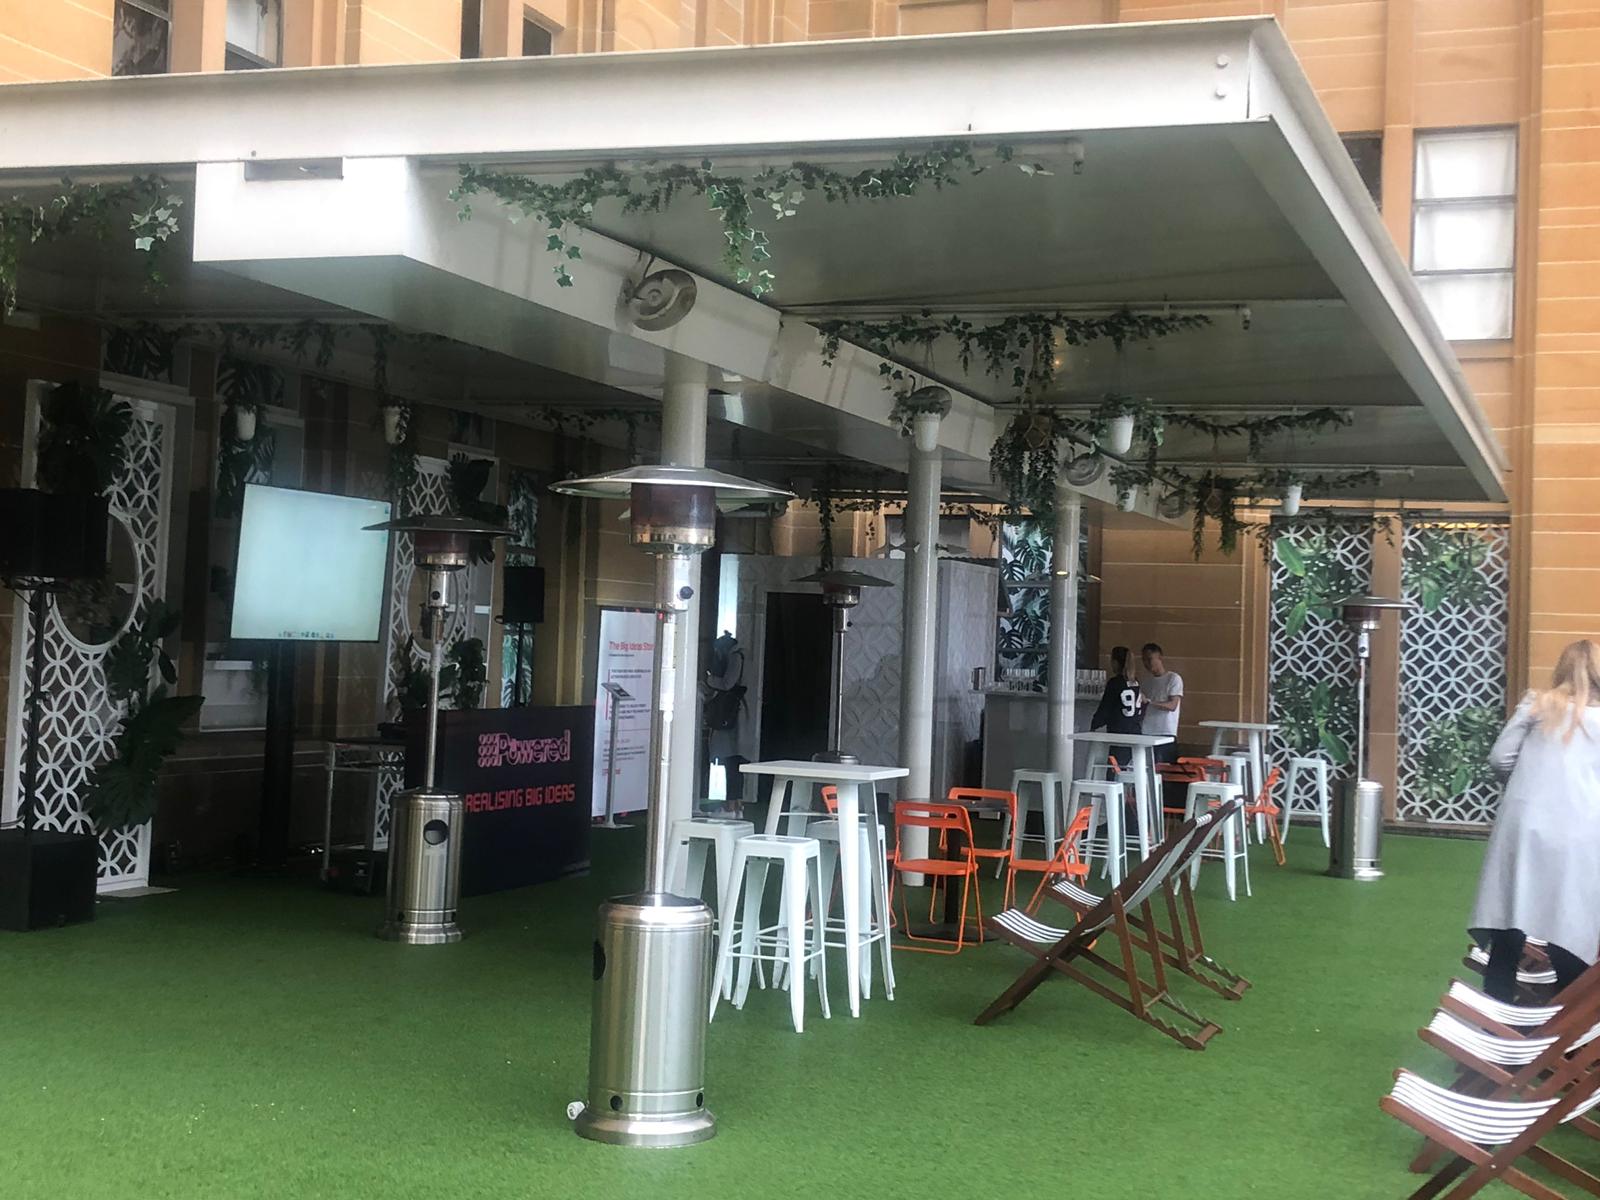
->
xmin=0 ymin=17 xmax=1506 ymax=509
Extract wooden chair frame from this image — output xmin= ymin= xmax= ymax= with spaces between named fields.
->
xmin=1382 ymin=1042 xmax=1600 ymax=1200
xmin=974 ymin=807 xmax=1239 ymax=1050
xmin=1408 ymin=964 xmax=1600 ymax=1176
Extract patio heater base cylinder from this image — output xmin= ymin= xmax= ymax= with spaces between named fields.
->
xmin=574 ymin=893 xmax=716 ymax=1148
xmin=1327 ymin=778 xmax=1384 ymax=882
xmin=377 ymin=788 xmax=465 ymax=945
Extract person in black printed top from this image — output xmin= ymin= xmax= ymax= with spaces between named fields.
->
xmin=1090 ymin=645 xmax=1143 ymax=769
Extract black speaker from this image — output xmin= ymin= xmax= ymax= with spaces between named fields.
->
xmin=502 ymin=564 xmax=545 ymax=625
xmin=0 ymin=489 xmax=109 ymax=581
xmin=0 ymin=830 xmax=98 ymax=932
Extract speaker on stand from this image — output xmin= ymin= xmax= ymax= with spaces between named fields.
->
xmin=499 ymin=562 xmax=544 ymax=708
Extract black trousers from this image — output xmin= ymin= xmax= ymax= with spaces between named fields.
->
xmin=1483 ymin=929 xmax=1591 ymax=1003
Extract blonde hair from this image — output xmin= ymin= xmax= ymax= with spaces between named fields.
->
xmin=1532 ymin=640 xmax=1600 ymax=742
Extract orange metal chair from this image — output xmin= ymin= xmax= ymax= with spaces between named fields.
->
xmin=1008 ymin=805 xmax=1093 ymax=913
xmin=820 ymin=785 xmax=838 ymax=814
xmin=946 ymin=786 xmax=1016 ymax=878
xmin=891 ymin=801 xmax=983 ymax=954
xmin=1245 ymin=765 xmax=1287 ymax=867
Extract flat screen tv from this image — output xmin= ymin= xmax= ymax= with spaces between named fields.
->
xmin=231 ymin=485 xmax=393 ymax=642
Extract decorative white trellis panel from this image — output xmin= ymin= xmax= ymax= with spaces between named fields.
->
xmin=1266 ymin=521 xmax=1374 ymax=789
xmin=372 ymin=453 xmax=495 ymax=844
xmin=3 ymin=380 xmax=183 ymax=891
xmin=1396 ymin=521 xmax=1510 ymax=829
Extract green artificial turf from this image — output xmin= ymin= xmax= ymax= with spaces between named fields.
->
xmin=0 ymin=826 xmax=1572 ymax=1199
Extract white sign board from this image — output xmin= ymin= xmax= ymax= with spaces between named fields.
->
xmin=591 ymin=609 xmax=657 ymax=818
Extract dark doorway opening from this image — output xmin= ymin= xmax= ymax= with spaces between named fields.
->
xmin=759 ymin=592 xmax=830 ymax=763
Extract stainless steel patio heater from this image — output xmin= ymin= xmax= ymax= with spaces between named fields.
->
xmin=551 ymin=464 xmax=792 ymax=1149
xmin=366 ymin=514 xmax=509 ymax=945
xmin=792 ymin=567 xmax=893 ymax=764
xmin=1328 ymin=593 xmax=1410 ymax=882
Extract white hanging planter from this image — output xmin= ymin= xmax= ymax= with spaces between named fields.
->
xmin=232 ymin=406 xmax=256 ymax=443
xmin=1102 ymin=412 xmax=1135 ymax=455
xmin=1281 ymin=482 xmax=1303 ymax=517
xmin=382 ymin=404 xmax=405 ymax=446
xmin=1117 ymin=484 xmax=1139 ymax=513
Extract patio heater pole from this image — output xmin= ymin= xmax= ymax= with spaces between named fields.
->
xmin=661 ymin=356 xmax=709 ymax=835
xmin=553 ymin=465 xmax=792 ymax=1150
xmin=366 ymin=515 xmax=510 ymax=946
xmin=794 ymin=569 xmax=894 ymax=764
xmin=1328 ymin=594 xmax=1409 ymax=882
xmin=1048 ymin=483 xmax=1082 ymax=797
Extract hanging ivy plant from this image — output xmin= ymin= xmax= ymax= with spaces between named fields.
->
xmin=1189 ymin=472 xmax=1247 ymax=559
xmin=1165 ymin=407 xmax=1353 ymax=460
xmin=816 ymin=307 xmax=1210 ymax=403
xmin=451 ymin=143 xmax=1034 ymax=296
xmin=0 ymin=175 xmax=182 ymax=315
xmin=886 ymin=384 xmax=953 ymax=437
xmin=989 ymin=409 xmax=1072 ymax=520
xmin=83 ymin=601 xmax=204 ymax=832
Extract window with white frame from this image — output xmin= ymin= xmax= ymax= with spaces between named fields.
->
xmin=225 ymin=0 xmax=282 ymax=70
xmin=112 ymin=0 xmax=171 ymax=76
xmin=1412 ymin=128 xmax=1517 ymax=342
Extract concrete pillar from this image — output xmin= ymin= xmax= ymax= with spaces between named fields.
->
xmin=1048 ymin=483 xmax=1082 ymax=791
xmin=661 ymin=354 xmax=709 ymax=831
xmin=897 ymin=412 xmax=943 ymax=863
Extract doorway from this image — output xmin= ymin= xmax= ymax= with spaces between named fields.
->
xmin=759 ymin=591 xmax=831 ymax=762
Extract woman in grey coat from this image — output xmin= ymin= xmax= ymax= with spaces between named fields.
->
xmin=1470 ymin=639 xmax=1600 ymax=1001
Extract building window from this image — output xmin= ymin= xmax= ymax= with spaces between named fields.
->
xmin=112 ymin=0 xmax=170 ymax=77
xmin=1342 ymin=133 xmax=1382 ymax=208
xmin=225 ymin=0 xmax=282 ymax=70
xmin=461 ymin=1 xmax=483 ymax=59
xmin=1413 ymin=128 xmax=1517 ymax=342
xmin=523 ymin=14 xmax=554 ymax=56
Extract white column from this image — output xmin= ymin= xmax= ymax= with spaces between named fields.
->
xmin=1048 ymin=480 xmax=1082 ymax=791
xmin=897 ymin=412 xmax=943 ymax=865
xmin=661 ymin=354 xmax=710 ymax=834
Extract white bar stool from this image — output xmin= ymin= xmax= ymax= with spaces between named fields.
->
xmin=667 ymin=816 xmax=756 ymax=999
xmin=1002 ymin=769 xmax=1064 ymax=868
xmin=1284 ymin=756 xmax=1333 ymax=847
xmin=1071 ymin=779 xmax=1127 ymax=887
xmin=783 ymin=816 xmax=892 ymax=1001
xmin=1220 ymin=752 xmax=1263 ymax=844
xmin=710 ymin=834 xmax=830 ymax=1033
xmin=1184 ymin=781 xmax=1249 ymax=901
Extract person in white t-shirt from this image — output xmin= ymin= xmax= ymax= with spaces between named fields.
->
xmin=1140 ymin=642 xmax=1184 ymax=764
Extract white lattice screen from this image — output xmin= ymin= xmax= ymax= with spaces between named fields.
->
xmin=1396 ymin=521 xmax=1510 ymax=828
xmin=1266 ymin=521 xmax=1373 ymax=788
xmin=3 ymin=383 xmax=180 ymax=891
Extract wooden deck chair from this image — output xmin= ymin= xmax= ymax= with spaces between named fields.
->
xmin=973 ymin=807 xmax=1236 ymax=1050
xmin=1408 ymin=964 xmax=1600 ymax=1175
xmin=1463 ymin=939 xmax=1563 ymax=1005
xmin=1043 ymin=827 xmax=1251 ymax=1003
xmin=1381 ymin=1031 xmax=1600 ymax=1200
